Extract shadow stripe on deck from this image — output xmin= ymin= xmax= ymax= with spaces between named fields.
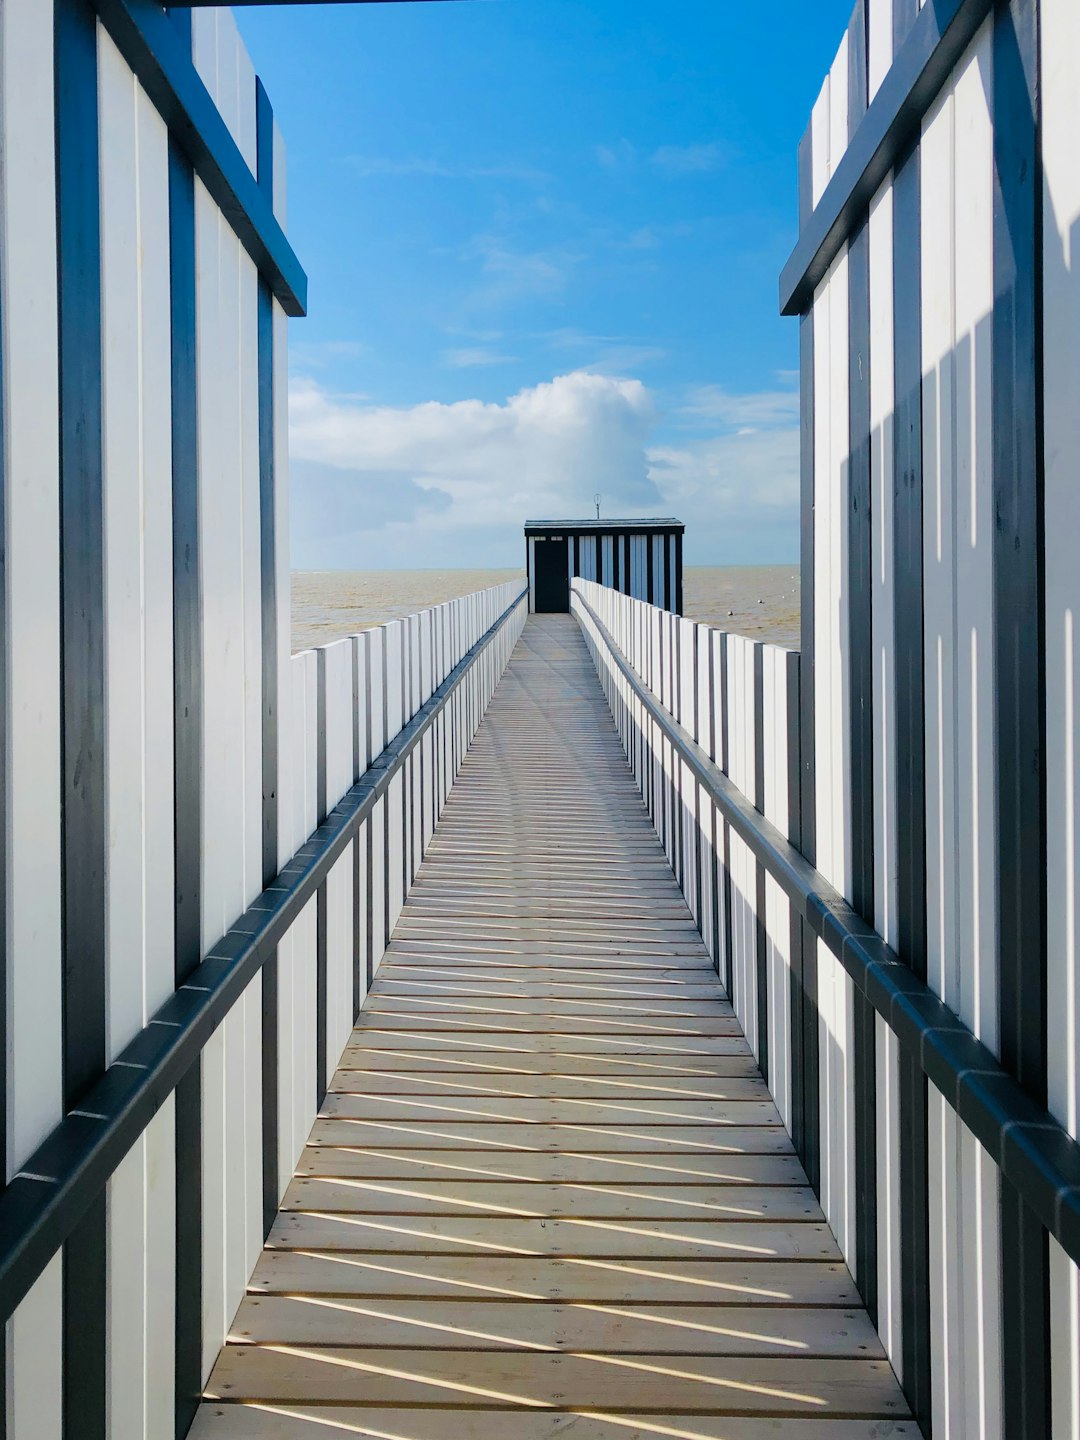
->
xmin=192 ymin=615 xmax=914 ymax=1438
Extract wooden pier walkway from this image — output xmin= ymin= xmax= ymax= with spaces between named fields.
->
xmin=193 ymin=616 xmax=913 ymax=1438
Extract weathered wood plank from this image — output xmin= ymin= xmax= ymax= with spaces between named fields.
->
xmin=227 ymin=1296 xmax=881 ymax=1355
xmin=280 ymin=1178 xmax=822 ymax=1221
xmin=191 ymin=1408 xmax=919 ymax=1439
xmin=205 ymin=1347 xmax=907 ymax=1414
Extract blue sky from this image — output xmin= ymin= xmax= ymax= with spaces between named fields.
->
xmin=233 ymin=0 xmax=855 ymax=569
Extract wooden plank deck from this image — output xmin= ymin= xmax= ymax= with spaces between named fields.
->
xmin=192 ymin=615 xmax=915 ymax=1439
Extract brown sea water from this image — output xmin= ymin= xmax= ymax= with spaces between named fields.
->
xmin=292 ymin=566 xmax=801 ymax=654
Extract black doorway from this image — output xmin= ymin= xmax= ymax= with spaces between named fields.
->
xmin=533 ymin=538 xmax=570 ymax=612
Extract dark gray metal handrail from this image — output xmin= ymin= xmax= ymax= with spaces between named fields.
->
xmin=0 ymin=587 xmax=527 ymax=1325
xmin=573 ymin=586 xmax=1080 ymax=1266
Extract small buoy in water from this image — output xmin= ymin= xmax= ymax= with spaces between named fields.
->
xmin=758 ymin=598 xmax=764 ymax=604
xmin=728 ymin=609 xmax=734 ymax=616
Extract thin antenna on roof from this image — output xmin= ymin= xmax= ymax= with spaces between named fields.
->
xmin=594 ymin=493 xmax=602 ymax=520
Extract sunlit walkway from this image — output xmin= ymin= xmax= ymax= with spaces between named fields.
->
xmin=192 ymin=616 xmax=913 ymax=1438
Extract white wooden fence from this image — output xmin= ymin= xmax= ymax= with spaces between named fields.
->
xmin=0 ymin=2 xmax=526 ymax=1433
xmin=571 ymin=579 xmax=801 ymax=1135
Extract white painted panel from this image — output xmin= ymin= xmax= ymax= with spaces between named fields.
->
xmin=99 ymin=31 xmax=176 ymax=1062
xmin=191 ymin=10 xmax=218 ymax=102
xmin=196 ymin=177 xmax=242 ymax=950
xmin=325 ymin=850 xmax=353 ymax=1078
xmin=202 ymin=973 xmax=262 ymax=1383
xmin=762 ymin=648 xmax=791 ymax=1126
xmin=239 ymin=245 xmax=263 ymax=918
xmin=922 ymin=25 xmax=997 ymax=1048
xmin=811 ymin=75 xmax=831 ymax=208
xmin=1 ymin=0 xmax=64 ymax=1173
xmin=828 ymin=31 xmax=850 ymax=175
xmin=278 ymin=652 xmax=317 ymax=1196
xmin=322 ymin=639 xmax=354 ymax=808
xmin=107 ymin=1098 xmax=175 ymax=1440
xmin=868 ymin=0 xmax=893 ymax=99
xmin=1043 ymin=0 xmax=1080 ymax=1154
xmin=922 ymin=73 xmax=957 ymax=1020
xmin=321 ymin=639 xmax=355 ymax=1079
xmin=869 ymin=179 xmax=897 ymax=952
xmin=8 ymin=1254 xmax=63 ymax=1440
xmin=811 ymin=41 xmax=855 ymax=1262
xmin=1050 ymin=1239 xmax=1080 ymax=1440
xmin=371 ymin=796 xmax=387 ymax=964
xmin=928 ymin=1088 xmax=1003 ymax=1438
xmin=952 ymin=24 xmax=995 ymax=1050
xmin=367 ymin=627 xmax=386 ymax=759
xmin=384 ymin=621 xmax=404 ymax=741
xmin=875 ymin=1017 xmax=903 ymax=1378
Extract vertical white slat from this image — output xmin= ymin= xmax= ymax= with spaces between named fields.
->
xmin=191 ymin=9 xmax=218 ymax=104
xmin=810 ymin=69 xmax=835 ymax=1219
xmin=200 ymin=1019 xmax=226 ymax=1381
xmin=952 ymin=20 xmax=996 ymax=1050
xmin=107 ymin=1099 xmax=176 ymax=1440
xmin=528 ymin=536 xmax=536 ymax=612
xmin=97 ymin=38 xmax=177 ymax=1431
xmin=1050 ymin=1239 xmax=1080 ymax=1440
xmin=921 ymin=62 xmax=958 ymax=1022
xmin=762 ymin=647 xmax=791 ymax=1129
xmin=196 ymin=175 xmax=238 ymax=951
xmin=921 ymin=32 xmax=1004 ymax=1436
xmin=420 ymin=609 xmax=433 ymax=705
xmin=225 ymin=8 xmax=257 ymax=175
xmin=8 ymin=1256 xmax=63 ymax=1440
xmin=1 ymin=0 xmax=64 ymax=1192
xmin=1043 ymin=1 xmax=1080 ymax=1423
xmin=876 ymin=1011 xmax=903 ymax=1374
xmin=828 ymin=29 xmax=851 ymax=176
xmin=239 ymin=242 xmax=262 ymax=912
xmin=813 ymin=45 xmax=856 ymax=1265
xmin=277 ymin=651 xmax=317 ymax=1199
xmin=928 ymin=1088 xmax=1003 ymax=1440
xmin=384 ymin=621 xmax=404 ymax=741
xmin=868 ymin=0 xmax=893 ymax=100
xmin=100 ymin=33 xmax=175 ymax=1048
xmin=695 ymin=629 xmax=715 ymax=959
xmin=98 ymin=28 xmax=155 ymax=1059
xmin=869 ymin=158 xmax=903 ymax=1370
xmin=869 ymin=176 xmax=898 ymax=957
xmin=832 ymin=26 xmax=855 ymax=1266
xmin=322 ymin=639 xmax=355 ymax=1081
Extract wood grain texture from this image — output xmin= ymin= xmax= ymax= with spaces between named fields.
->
xmin=195 ymin=617 xmax=906 ymax=1432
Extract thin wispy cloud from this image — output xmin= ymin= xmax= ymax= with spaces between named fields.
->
xmin=460 ymin=234 xmax=581 ymax=310
xmin=680 ymin=384 xmax=800 ymax=431
xmin=650 ymin=141 xmax=728 ymax=174
xmin=347 ymin=155 xmax=550 ymax=184
xmin=291 ymin=339 xmax=370 ymax=371
xmin=594 ymin=139 xmax=637 ymax=169
xmin=541 ymin=327 xmax=667 ymax=374
xmin=594 ymin=140 xmax=728 ymax=176
xmin=442 ymin=347 xmax=519 ymax=369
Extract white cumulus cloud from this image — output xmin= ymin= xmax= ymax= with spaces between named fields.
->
xmin=287 ymin=371 xmax=800 ymax=569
